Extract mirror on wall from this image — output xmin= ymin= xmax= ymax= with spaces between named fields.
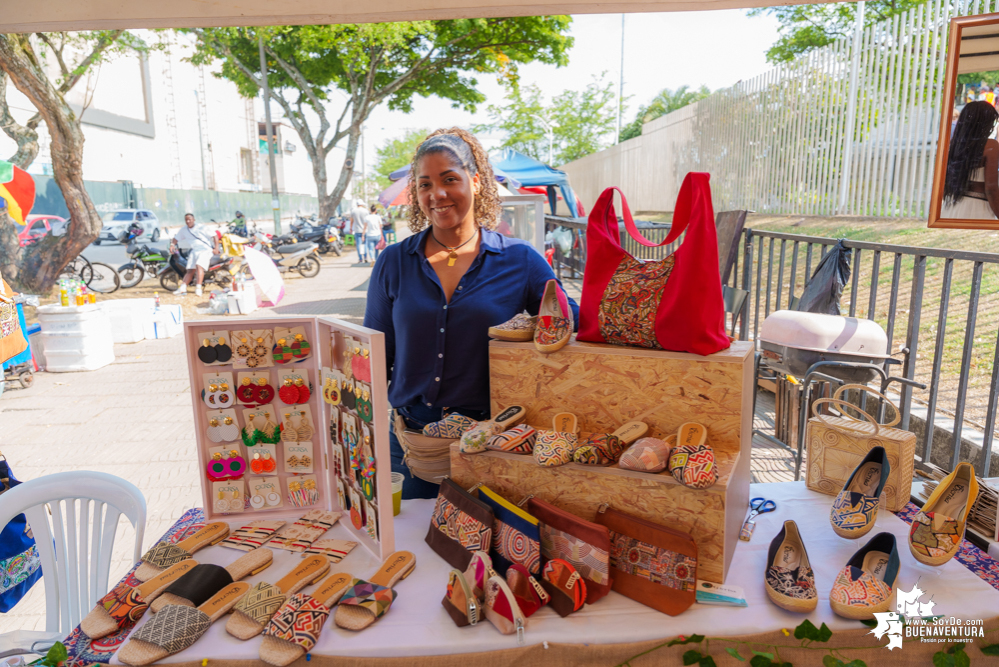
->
xmin=930 ymin=13 xmax=999 ymax=228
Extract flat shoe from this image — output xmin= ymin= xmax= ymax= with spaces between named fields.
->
xmin=133 ymin=522 xmax=230 ymax=582
xmin=764 ymin=520 xmax=818 ymax=613
xmin=226 ymin=555 xmax=330 ymax=640
xmin=829 ymin=532 xmax=899 ymax=620
xmin=150 ymin=547 xmax=272 ymax=612
xmin=668 ymin=422 xmax=718 ymax=489
xmin=487 ymin=424 xmax=537 ymax=454
xmin=259 ymin=572 xmax=354 ymax=666
xmin=488 ymin=314 xmax=537 ymax=342
xmin=534 ymin=279 xmax=572 ymax=354
xmin=909 ymin=461 xmax=978 ymax=566
xmin=574 ymin=421 xmax=648 ymax=466
xmin=830 ymin=446 xmax=890 ymax=539
xmin=81 ymin=560 xmax=197 ymax=639
xmin=335 ymin=551 xmax=417 ymax=631
xmin=619 ymin=435 xmax=674 ymax=473
xmin=535 ymin=412 xmax=580 ymax=467
xmin=423 ymin=413 xmax=477 ymax=439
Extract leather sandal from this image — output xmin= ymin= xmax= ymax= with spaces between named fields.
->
xmin=259 ymin=571 xmax=355 ymax=666
xmin=149 ymin=547 xmax=272 ymax=613
xmin=335 ymin=551 xmax=417 ymax=631
xmin=226 ymin=555 xmax=330 ymax=640
xmin=81 ymin=560 xmax=197 ymax=639
xmin=117 ymin=582 xmax=250 ymax=666
xmin=134 ymin=522 xmax=230 ymax=582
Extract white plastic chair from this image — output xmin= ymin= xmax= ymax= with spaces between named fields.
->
xmin=0 ymin=471 xmax=146 ymax=651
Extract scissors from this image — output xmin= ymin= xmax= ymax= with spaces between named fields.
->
xmin=739 ymin=497 xmax=776 ymax=542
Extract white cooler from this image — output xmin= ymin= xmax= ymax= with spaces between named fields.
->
xmin=144 ymin=304 xmax=184 ymax=339
xmin=37 ymin=303 xmax=115 ymax=372
xmin=100 ymin=298 xmax=154 ymax=343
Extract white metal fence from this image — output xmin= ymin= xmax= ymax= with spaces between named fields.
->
xmin=562 ymin=0 xmax=994 ymax=217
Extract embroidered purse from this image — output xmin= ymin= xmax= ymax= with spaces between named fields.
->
xmin=595 ymin=505 xmax=697 ymax=616
xmin=0 ymin=271 xmax=28 ymax=366
xmin=426 ymin=478 xmax=495 ymax=570
xmin=541 ymin=559 xmax=587 ymax=617
xmin=527 ymin=496 xmax=612 ymax=604
xmin=506 ymin=563 xmax=549 ymax=617
xmin=478 ymin=486 xmax=541 ymax=576
xmin=483 ymin=574 xmax=526 ymax=640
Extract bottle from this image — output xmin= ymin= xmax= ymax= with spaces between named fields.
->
xmin=59 ymin=282 xmax=69 ymax=307
xmin=154 ymin=292 xmax=160 ymax=309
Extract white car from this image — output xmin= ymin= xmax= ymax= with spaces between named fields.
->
xmin=95 ymin=209 xmax=162 ymax=245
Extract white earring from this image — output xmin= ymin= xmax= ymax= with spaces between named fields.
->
xmin=215 ymin=491 xmax=230 ymax=512
xmin=220 ymin=416 xmax=239 ymax=442
xmin=207 ymin=418 xmax=224 ymax=443
xmin=250 ymin=494 xmax=266 ymax=510
xmin=265 ymin=492 xmax=281 ymax=507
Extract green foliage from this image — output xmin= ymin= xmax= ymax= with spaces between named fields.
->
xmin=982 ymin=643 xmax=999 ymax=655
xmin=933 ymin=642 xmax=971 ymax=667
xmin=747 ymin=2 xmax=924 ymax=63
xmin=726 ymin=647 xmax=746 ymax=661
xmin=822 ymin=658 xmax=866 ymax=667
xmin=32 ymin=641 xmax=68 ymax=666
xmin=667 ymin=634 xmax=705 ymax=646
xmin=619 ymin=85 xmax=710 ymax=142
xmin=748 ymin=654 xmax=790 ymax=667
xmin=956 ymin=71 xmax=999 ymax=87
xmin=373 ymin=128 xmax=429 ymax=189
xmin=476 ymin=72 xmax=617 ymax=165
xmin=683 ymin=649 xmax=702 ymax=665
xmin=793 ymin=619 xmax=832 ymax=642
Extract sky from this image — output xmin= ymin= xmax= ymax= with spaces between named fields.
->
xmin=356 ymin=9 xmax=783 ymax=170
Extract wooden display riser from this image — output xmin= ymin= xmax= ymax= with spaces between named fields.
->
xmin=452 ymin=338 xmax=755 ymax=584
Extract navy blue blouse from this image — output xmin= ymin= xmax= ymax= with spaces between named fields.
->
xmin=363 ymin=228 xmax=579 ymax=412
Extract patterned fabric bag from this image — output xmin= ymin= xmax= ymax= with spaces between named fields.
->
xmin=528 ymin=496 xmax=611 ymax=604
xmin=0 ymin=271 xmax=28 ymax=365
xmin=0 ymin=453 xmax=40 ymax=612
xmin=576 ymin=174 xmax=730 ymax=355
xmin=425 ymin=478 xmax=495 ymax=570
xmin=478 ymin=485 xmax=541 ymax=576
xmin=595 ymin=505 xmax=697 ymax=616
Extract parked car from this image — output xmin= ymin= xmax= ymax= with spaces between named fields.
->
xmin=95 ymin=209 xmax=162 ymax=245
xmin=17 ymin=214 xmax=69 ymax=247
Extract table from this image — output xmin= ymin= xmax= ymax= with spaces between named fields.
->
xmin=63 ymin=482 xmax=999 ymax=667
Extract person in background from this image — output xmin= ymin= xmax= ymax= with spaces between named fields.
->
xmin=350 ymin=200 xmax=369 ymax=264
xmin=170 ymin=213 xmax=219 ymax=296
xmin=943 ymin=101 xmax=999 ymax=220
xmin=364 ymin=204 xmax=384 ymax=263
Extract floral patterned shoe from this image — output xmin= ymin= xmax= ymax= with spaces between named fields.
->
xmin=489 ymin=314 xmax=537 ymax=342
xmin=829 ymin=532 xmax=899 ymax=620
xmin=909 ymin=462 xmax=978 ymax=566
xmin=764 ymin=520 xmax=817 ymax=613
xmin=830 ymin=446 xmax=890 ymax=539
xmin=423 ymin=413 xmax=478 ymax=439
xmin=534 ymin=413 xmax=579 ymax=467
xmin=574 ymin=421 xmax=648 ymax=466
xmin=534 ymin=279 xmax=572 ymax=354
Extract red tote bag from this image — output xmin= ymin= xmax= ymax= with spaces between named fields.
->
xmin=577 ymin=172 xmax=729 ymax=356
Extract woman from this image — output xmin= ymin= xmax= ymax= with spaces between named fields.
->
xmin=364 ymin=128 xmax=579 ymax=498
xmin=364 ymin=205 xmax=384 ymax=263
xmin=943 ymin=101 xmax=999 ymax=220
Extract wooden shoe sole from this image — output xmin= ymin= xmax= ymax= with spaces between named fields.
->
xmin=81 ymin=560 xmax=197 ymax=639
xmin=150 ymin=547 xmax=272 ymax=612
xmin=335 ymin=551 xmax=417 ymax=631
xmin=764 ymin=581 xmax=818 ymax=613
xmin=259 ymin=572 xmax=354 ymax=667
xmin=226 ymin=555 xmax=330 ymax=640
xmin=831 ymin=519 xmax=877 ymax=540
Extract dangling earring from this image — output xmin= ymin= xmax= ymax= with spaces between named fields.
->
xmin=207 ymin=418 xmax=223 ymax=443
xmin=242 ymin=414 xmax=260 ymax=447
xmin=282 ymin=413 xmax=299 ymax=442
xmin=272 ymin=337 xmax=293 ymax=365
xmin=217 ymin=382 xmax=235 ymax=408
xmin=251 ymin=452 xmax=265 ymax=474
xmin=227 ymin=449 xmax=246 ymax=477
xmin=236 ymin=336 xmax=251 ymax=359
xmin=204 ymin=383 xmax=219 ymax=408
xmin=255 ymin=378 xmax=275 ymax=405
xmin=279 ymin=378 xmax=298 ymax=404
xmin=237 ymin=377 xmax=257 ymax=405
xmin=261 ymin=450 xmax=276 ymax=473
xmin=215 ymin=489 xmax=230 ymax=512
xmin=291 ymin=333 xmax=311 ymax=359
xmin=220 ymin=415 xmax=239 ymax=441
xmin=250 ymin=493 xmax=266 ymax=510
xmin=295 ymin=377 xmax=311 ymax=403
xmin=207 ymin=453 xmax=228 ymax=479
xmin=297 ymin=416 xmax=314 ymax=441
xmin=198 ymin=338 xmax=218 ymax=364
xmin=214 ymin=336 xmax=232 ymax=363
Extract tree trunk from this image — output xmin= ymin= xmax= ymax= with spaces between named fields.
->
xmin=0 ymin=73 xmax=40 ymax=169
xmin=309 ymin=143 xmax=336 ymax=222
xmin=0 ymin=35 xmax=102 ymax=294
xmin=329 ymin=128 xmax=361 ymax=213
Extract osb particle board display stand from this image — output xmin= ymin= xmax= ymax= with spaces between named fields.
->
xmin=450 ymin=338 xmax=754 ymax=584
xmin=183 ymin=316 xmax=393 ymax=559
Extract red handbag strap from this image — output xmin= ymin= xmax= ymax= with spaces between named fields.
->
xmin=592 ymin=186 xmax=689 ymax=249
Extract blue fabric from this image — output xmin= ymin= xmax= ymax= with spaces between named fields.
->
xmin=389 ymin=404 xmax=491 ymax=499
xmin=365 ymin=234 xmax=381 ymax=262
xmin=0 ymin=459 xmax=41 ymax=612
xmin=2 ymin=303 xmax=32 ymax=370
xmin=364 ymin=228 xmax=578 ymax=413
xmin=490 ymin=148 xmax=580 ymax=217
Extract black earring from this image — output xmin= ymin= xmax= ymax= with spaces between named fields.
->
xmin=214 ymin=336 xmax=232 ymax=363
xmin=198 ymin=338 xmax=217 ymax=364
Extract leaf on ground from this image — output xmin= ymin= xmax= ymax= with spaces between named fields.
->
xmin=726 ymin=647 xmax=746 ymax=662
xmin=683 ymin=649 xmax=702 ymax=665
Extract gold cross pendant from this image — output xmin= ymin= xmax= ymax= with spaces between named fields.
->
xmin=447 ymin=251 xmax=458 ymax=267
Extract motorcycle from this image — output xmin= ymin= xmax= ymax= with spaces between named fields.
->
xmin=158 ymin=247 xmax=241 ymax=291
xmin=116 ymin=223 xmax=170 ymax=288
xmin=288 ymin=219 xmax=341 ymax=256
xmin=247 ymin=232 xmax=321 ymax=277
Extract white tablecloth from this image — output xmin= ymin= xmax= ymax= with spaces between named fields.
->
xmin=111 ymin=482 xmax=999 ymax=663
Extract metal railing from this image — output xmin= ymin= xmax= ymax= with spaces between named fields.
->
xmin=545 ymin=215 xmax=999 ymax=476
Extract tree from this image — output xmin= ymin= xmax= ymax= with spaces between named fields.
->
xmin=477 ymin=73 xmax=617 ymax=165
xmin=748 ymin=2 xmax=923 ymax=63
xmin=619 ymin=85 xmax=711 ymax=142
xmin=373 ymin=128 xmax=428 ymax=189
xmin=0 ymin=31 xmax=143 ymax=292
xmin=186 ymin=19 xmax=572 ymax=220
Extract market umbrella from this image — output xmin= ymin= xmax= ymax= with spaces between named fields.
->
xmin=378 ymin=177 xmax=410 ymax=207
xmin=242 ymin=246 xmax=284 ymax=305
xmin=0 ymin=160 xmax=36 ymax=225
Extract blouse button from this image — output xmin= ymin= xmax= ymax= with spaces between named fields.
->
xmin=435 ymin=377 xmax=440 ymax=382
xmin=426 ymin=402 xmax=432 ymax=407
xmin=443 ymin=305 xmax=447 ymax=310
xmin=438 ymin=353 xmax=443 ymax=358
xmin=458 ymin=286 xmax=463 ymax=290
xmin=439 ymin=328 xmax=445 ymax=333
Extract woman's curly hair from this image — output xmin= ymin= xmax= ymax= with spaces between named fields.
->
xmin=406 ymin=127 xmax=501 ymax=233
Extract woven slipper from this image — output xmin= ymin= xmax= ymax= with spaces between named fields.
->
xmin=669 ymin=422 xmax=718 ymax=489
xmin=81 ymin=560 xmax=197 ymax=639
xmin=134 ymin=522 xmax=230 ymax=582
xmin=534 ymin=412 xmax=580 ymax=467
xmin=486 ymin=424 xmax=537 ymax=454
xmin=573 ymin=421 xmax=648 ymax=466
xmin=259 ymin=572 xmax=355 ymax=667
xmin=226 ymin=555 xmax=330 ymax=640
xmin=150 ymin=547 xmax=272 ymax=612
xmin=334 ymin=551 xmax=417 ymax=631
xmin=117 ymin=582 xmax=250 ymax=666
xmin=422 ymin=413 xmax=477 ymax=439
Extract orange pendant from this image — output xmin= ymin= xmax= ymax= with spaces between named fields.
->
xmin=447 ymin=251 xmax=458 ymax=267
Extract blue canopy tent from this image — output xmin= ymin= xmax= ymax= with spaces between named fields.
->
xmin=489 ymin=148 xmax=580 ymax=218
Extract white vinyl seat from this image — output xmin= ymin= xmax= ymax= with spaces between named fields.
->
xmin=0 ymin=471 xmax=146 ymax=657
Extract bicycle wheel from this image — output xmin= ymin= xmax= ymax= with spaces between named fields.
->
xmin=86 ymin=261 xmax=121 ymax=294
xmin=118 ymin=262 xmax=145 ymax=289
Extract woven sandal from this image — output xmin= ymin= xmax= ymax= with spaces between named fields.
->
xmin=117 ymin=582 xmax=250 ymax=666
xmin=334 ymin=551 xmax=417 ymax=631
xmin=486 ymin=424 xmax=537 ymax=454
xmin=226 ymin=555 xmax=330 ymax=640
xmin=150 ymin=547 xmax=272 ymax=613
xmin=258 ymin=571 xmax=355 ymax=667
xmin=134 ymin=522 xmax=230 ymax=582
xmin=534 ymin=279 xmax=572 ymax=354
xmin=81 ymin=560 xmax=198 ymax=639
xmin=668 ymin=422 xmax=719 ymax=489
xmin=573 ymin=421 xmax=648 ymax=466
xmin=534 ymin=412 xmax=580 ymax=468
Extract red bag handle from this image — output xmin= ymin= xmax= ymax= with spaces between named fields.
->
xmin=593 ymin=186 xmax=689 ymax=250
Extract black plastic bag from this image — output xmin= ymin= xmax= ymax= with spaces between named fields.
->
xmin=796 ymin=239 xmax=851 ymax=315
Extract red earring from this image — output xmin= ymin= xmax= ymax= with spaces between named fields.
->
xmin=254 ymin=378 xmax=274 ymax=405
xmin=261 ymin=450 xmax=276 ymax=473
xmin=237 ymin=378 xmax=257 ymax=405
xmin=295 ymin=378 xmax=311 ymax=403
xmin=279 ymin=378 xmax=299 ymax=404
xmin=250 ymin=452 xmax=265 ymax=474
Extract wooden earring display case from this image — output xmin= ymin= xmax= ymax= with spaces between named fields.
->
xmin=183 ymin=316 xmax=394 ymax=559
xmin=450 ymin=338 xmax=754 ymax=584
